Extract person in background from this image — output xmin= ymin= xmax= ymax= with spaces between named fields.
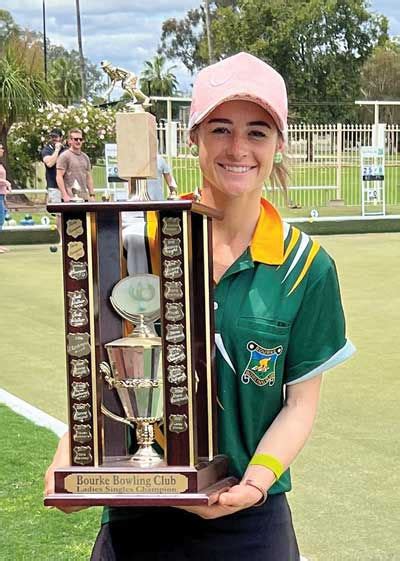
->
xmin=41 ymin=128 xmax=66 ymax=248
xmin=56 ymin=128 xmax=95 ymax=202
xmin=41 ymin=128 xmax=66 ymax=203
xmin=147 ymin=154 xmax=177 ymax=200
xmin=0 ymin=143 xmax=12 ymax=253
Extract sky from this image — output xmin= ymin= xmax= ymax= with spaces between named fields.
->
xmin=2 ymin=0 xmax=400 ymax=93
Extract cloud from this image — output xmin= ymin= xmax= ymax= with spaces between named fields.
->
xmin=3 ymin=0 xmax=200 ymax=90
xmin=370 ymin=0 xmax=400 ymax=35
xmin=3 ymin=0 xmax=400 ymax=93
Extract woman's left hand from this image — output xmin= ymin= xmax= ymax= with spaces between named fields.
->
xmin=178 ymin=482 xmax=264 ymax=519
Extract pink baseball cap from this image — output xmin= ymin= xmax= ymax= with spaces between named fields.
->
xmin=189 ymin=52 xmax=288 ymax=134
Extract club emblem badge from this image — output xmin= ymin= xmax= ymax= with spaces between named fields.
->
xmin=66 ymin=219 xmax=84 ymax=239
xmin=162 ymin=217 xmax=181 ymax=237
xmin=67 ymin=241 xmax=85 ymax=261
xmin=241 ymin=341 xmax=283 ymax=387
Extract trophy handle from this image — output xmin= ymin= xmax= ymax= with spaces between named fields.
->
xmin=101 ymin=403 xmax=133 ymax=427
xmin=99 ymin=361 xmax=114 ymax=387
xmin=100 ymin=361 xmax=134 ymax=428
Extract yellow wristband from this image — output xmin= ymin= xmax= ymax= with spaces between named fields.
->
xmin=249 ymin=453 xmax=285 ymax=481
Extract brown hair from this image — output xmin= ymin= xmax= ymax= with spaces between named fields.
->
xmin=68 ymin=128 xmax=83 ymax=138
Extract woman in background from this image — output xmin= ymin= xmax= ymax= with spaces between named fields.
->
xmin=0 ymin=143 xmax=12 ymax=253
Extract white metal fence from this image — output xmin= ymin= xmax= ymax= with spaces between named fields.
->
xmin=22 ymin=121 xmax=400 ymax=210
xmin=157 ymin=122 xmax=400 ymax=208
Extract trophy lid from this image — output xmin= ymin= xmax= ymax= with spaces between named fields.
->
xmin=105 ymin=335 xmax=161 ymax=348
xmin=110 ymin=274 xmax=160 ymax=324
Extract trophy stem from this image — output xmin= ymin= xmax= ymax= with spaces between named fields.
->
xmin=131 ymin=420 xmax=162 ymax=466
xmin=129 ymin=179 xmax=150 ymax=201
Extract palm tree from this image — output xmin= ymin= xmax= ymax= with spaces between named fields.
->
xmin=140 ymin=55 xmax=179 ymax=97
xmin=49 ymin=57 xmax=81 ymax=105
xmin=0 ymin=35 xmax=51 ymax=184
xmin=140 ymin=55 xmax=179 ymax=121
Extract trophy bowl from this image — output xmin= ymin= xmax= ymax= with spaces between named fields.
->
xmin=101 ymin=334 xmax=163 ymax=466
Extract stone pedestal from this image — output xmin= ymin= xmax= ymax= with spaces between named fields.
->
xmin=116 ymin=112 xmax=157 ymax=178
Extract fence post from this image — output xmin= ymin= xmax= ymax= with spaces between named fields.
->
xmin=166 ymin=99 xmax=173 ymax=169
xmin=336 ymin=123 xmax=342 ymax=201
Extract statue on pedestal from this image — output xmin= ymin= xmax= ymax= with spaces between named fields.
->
xmin=101 ymin=60 xmax=151 ymax=111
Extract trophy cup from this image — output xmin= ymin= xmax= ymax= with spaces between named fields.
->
xmin=44 ymin=67 xmax=236 ymax=507
xmin=100 ymin=274 xmax=163 ymax=466
xmin=70 ymin=180 xmax=85 ymax=203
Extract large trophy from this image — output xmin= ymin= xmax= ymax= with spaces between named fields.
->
xmin=44 ymin=76 xmax=236 ymax=507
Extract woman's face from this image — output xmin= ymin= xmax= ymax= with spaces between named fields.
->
xmin=195 ymin=100 xmax=282 ymax=199
xmin=0 ymin=145 xmax=4 ymax=157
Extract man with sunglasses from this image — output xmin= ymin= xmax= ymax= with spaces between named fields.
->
xmin=56 ymin=128 xmax=95 ymax=202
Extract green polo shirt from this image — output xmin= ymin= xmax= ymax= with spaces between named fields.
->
xmin=213 ymin=198 xmax=354 ymax=494
xmin=103 ymin=197 xmax=354 ymax=522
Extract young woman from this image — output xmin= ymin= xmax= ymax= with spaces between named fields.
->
xmin=0 ymin=143 xmax=12 ymax=253
xmin=45 ymin=52 xmax=355 ymax=561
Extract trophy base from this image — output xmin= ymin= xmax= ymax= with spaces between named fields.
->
xmin=44 ymin=455 xmax=238 ymax=507
xmin=45 ymin=476 xmax=237 ymax=507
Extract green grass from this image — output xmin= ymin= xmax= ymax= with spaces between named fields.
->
xmin=0 ymin=246 xmax=67 ymax=419
xmin=1 ymin=236 xmax=400 ymax=560
xmin=291 ymin=233 xmax=400 ymax=560
xmin=0 ymin=405 xmax=100 ymax=561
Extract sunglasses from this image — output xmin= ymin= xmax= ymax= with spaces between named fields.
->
xmin=71 ymin=137 xmax=83 ymax=142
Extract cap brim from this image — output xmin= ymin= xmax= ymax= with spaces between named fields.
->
xmin=189 ymin=94 xmax=285 ymax=133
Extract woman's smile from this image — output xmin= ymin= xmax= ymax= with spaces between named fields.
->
xmin=218 ymin=163 xmax=257 ymax=174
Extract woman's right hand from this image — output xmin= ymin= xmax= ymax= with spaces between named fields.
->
xmin=44 ymin=432 xmax=87 ymax=514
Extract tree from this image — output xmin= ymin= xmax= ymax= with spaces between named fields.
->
xmin=215 ymin=0 xmax=389 ymax=122
xmin=139 ymin=55 xmax=179 ymax=121
xmin=360 ymin=39 xmax=400 ymax=123
xmin=140 ymin=55 xmax=179 ymax=97
xmin=47 ymin=44 xmax=105 ymax=102
xmin=0 ymin=9 xmax=19 ymax=45
xmin=0 ymin=34 xmax=51 ymax=185
xmin=49 ymin=57 xmax=82 ymax=106
xmin=160 ymin=0 xmax=388 ymax=122
xmin=160 ymin=2 xmax=239 ymax=73
xmin=160 ymin=8 xmax=205 ymax=74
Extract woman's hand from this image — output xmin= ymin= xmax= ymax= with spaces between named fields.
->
xmin=44 ymin=432 xmax=87 ymax=514
xmin=178 ymin=482 xmax=264 ymax=519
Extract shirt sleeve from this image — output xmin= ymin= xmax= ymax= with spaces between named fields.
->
xmin=0 ymin=178 xmax=10 ymax=189
xmin=0 ymin=165 xmax=10 ymax=189
xmin=159 ymin=157 xmax=170 ymax=174
xmin=41 ymin=145 xmax=52 ymax=161
xmin=56 ymin=153 xmax=67 ymax=170
xmin=284 ymin=257 xmax=355 ymax=385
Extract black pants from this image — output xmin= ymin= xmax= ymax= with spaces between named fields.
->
xmin=90 ymin=493 xmax=300 ymax=561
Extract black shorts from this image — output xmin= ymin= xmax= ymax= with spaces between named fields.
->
xmin=90 ymin=493 xmax=299 ymax=561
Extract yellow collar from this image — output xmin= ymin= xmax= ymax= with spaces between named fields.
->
xmin=250 ymin=198 xmax=284 ymax=265
xmin=180 ymin=193 xmax=284 ymax=265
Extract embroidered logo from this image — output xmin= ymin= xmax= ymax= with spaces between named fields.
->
xmin=241 ymin=341 xmax=283 ymax=387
